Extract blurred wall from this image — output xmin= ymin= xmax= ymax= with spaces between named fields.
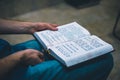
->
xmin=0 ymin=0 xmax=119 ymax=18
xmin=0 ymin=0 xmax=63 ymax=18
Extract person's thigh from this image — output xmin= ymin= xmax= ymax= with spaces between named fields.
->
xmin=10 ymin=40 xmax=113 ymax=80
xmin=28 ymin=53 xmax=113 ymax=80
xmin=5 ymin=40 xmax=53 ymax=80
xmin=12 ymin=39 xmax=43 ymax=52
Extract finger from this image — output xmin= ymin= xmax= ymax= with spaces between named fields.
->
xmin=35 ymin=57 xmax=44 ymax=63
xmin=29 ymin=49 xmax=44 ymax=61
xmin=32 ymin=57 xmax=44 ymax=66
xmin=29 ymin=56 xmax=44 ymax=66
xmin=38 ymin=52 xmax=44 ymax=61
xmin=38 ymin=54 xmax=44 ymax=61
xmin=35 ymin=51 xmax=44 ymax=61
xmin=47 ymin=24 xmax=58 ymax=31
xmin=50 ymin=23 xmax=59 ymax=27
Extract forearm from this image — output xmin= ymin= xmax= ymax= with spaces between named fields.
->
xmin=0 ymin=19 xmax=33 ymax=34
xmin=0 ymin=51 xmax=23 ymax=78
xmin=0 ymin=19 xmax=58 ymax=34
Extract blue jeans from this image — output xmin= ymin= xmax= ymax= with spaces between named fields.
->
xmin=0 ymin=39 xmax=113 ymax=80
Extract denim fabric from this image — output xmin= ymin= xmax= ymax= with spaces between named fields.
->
xmin=0 ymin=39 xmax=113 ymax=80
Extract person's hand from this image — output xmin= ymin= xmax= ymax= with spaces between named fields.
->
xmin=18 ymin=49 xmax=44 ymax=66
xmin=26 ymin=22 xmax=58 ymax=34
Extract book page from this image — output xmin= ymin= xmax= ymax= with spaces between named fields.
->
xmin=49 ymin=35 xmax=113 ymax=67
xmin=34 ymin=22 xmax=90 ymax=47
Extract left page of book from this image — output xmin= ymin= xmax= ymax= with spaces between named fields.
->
xmin=33 ymin=22 xmax=90 ymax=49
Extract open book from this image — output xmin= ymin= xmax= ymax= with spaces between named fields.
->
xmin=33 ymin=22 xmax=114 ymax=67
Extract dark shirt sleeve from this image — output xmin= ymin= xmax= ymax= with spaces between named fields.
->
xmin=0 ymin=39 xmax=11 ymax=58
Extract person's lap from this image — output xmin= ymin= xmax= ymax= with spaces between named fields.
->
xmin=0 ymin=39 xmax=113 ymax=80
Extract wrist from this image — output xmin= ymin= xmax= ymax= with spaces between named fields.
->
xmin=18 ymin=22 xmax=35 ymax=34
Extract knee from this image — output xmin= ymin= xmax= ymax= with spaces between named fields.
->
xmin=103 ymin=53 xmax=114 ymax=69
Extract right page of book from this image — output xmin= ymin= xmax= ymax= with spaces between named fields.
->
xmin=49 ymin=35 xmax=114 ymax=67
xmin=34 ymin=22 xmax=90 ymax=48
